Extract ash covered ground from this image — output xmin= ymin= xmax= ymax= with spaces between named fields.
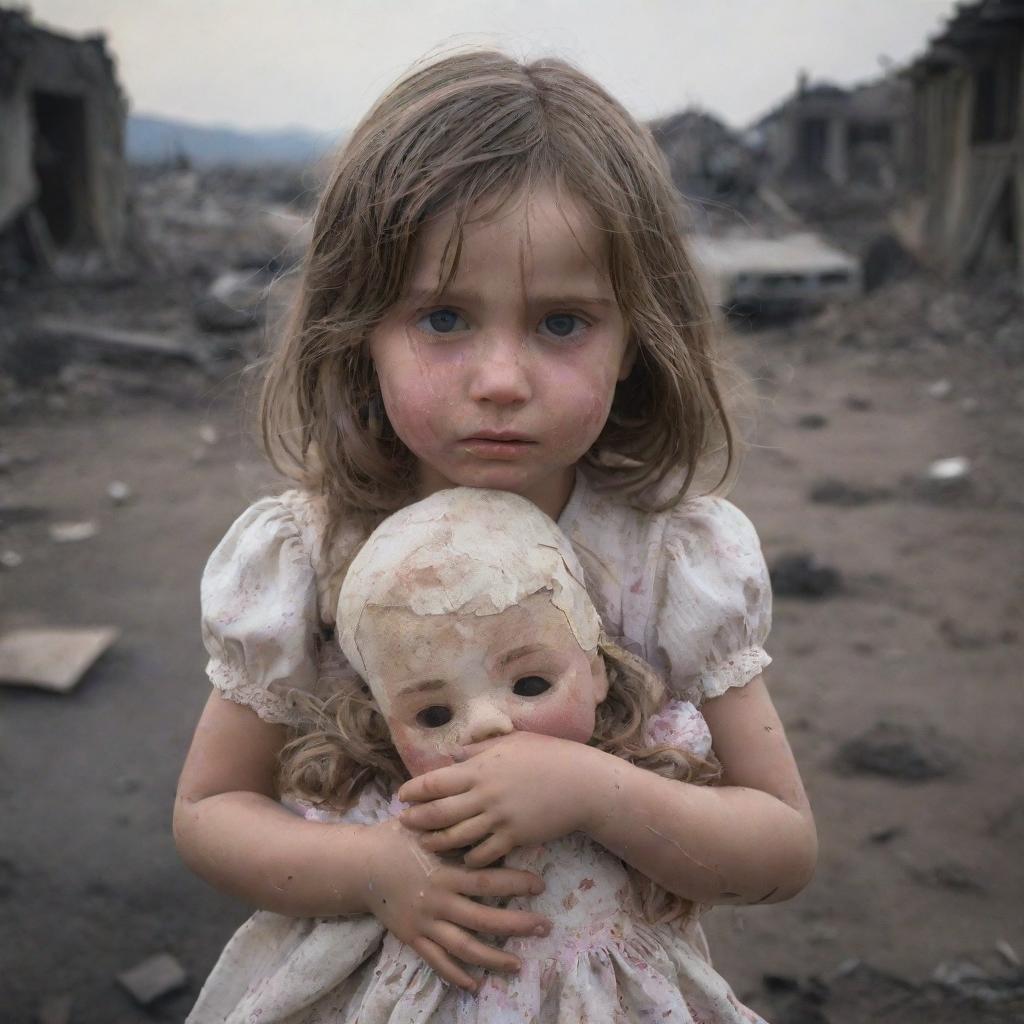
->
xmin=1 ymin=166 xmax=1023 ymax=1024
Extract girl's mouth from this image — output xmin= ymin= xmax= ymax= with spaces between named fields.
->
xmin=460 ymin=436 xmax=537 ymax=459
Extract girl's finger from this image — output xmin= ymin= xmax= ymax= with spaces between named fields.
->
xmin=452 ymin=865 xmax=545 ymax=900
xmin=418 ymin=814 xmax=492 ymax=852
xmin=401 ymin=792 xmax=483 ymax=832
xmin=427 ymin=920 xmax=522 ymax=974
xmin=398 ymin=767 xmax=472 ymax=804
xmin=447 ymin=895 xmax=551 ymax=939
xmin=409 ymin=936 xmax=478 ymax=993
xmin=463 ymin=833 xmax=512 ymax=869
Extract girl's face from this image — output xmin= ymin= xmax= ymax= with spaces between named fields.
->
xmin=355 ymin=593 xmax=609 ymax=777
xmin=368 ymin=187 xmax=634 ymax=520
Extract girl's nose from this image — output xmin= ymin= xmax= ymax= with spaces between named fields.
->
xmin=462 ymin=702 xmax=514 ymax=745
xmin=467 ymin=334 xmax=532 ymax=406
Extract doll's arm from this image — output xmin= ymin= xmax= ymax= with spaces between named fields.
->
xmin=581 ymin=676 xmax=817 ymax=905
xmin=173 ymin=690 xmax=552 ymax=990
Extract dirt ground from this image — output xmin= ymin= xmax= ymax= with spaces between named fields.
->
xmin=2 ymin=273 xmax=1023 ymax=1023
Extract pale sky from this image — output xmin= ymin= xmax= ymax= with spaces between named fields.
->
xmin=26 ymin=1 xmax=958 ymax=135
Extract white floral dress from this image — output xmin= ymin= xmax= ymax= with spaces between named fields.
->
xmin=192 ymin=469 xmax=774 ymax=1022
xmin=188 ymin=702 xmax=767 ymax=1024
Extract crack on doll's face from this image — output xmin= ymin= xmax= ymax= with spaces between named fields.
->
xmin=355 ymin=592 xmax=608 ymax=776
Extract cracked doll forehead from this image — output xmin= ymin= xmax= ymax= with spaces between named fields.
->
xmin=336 ymin=488 xmax=601 ymax=680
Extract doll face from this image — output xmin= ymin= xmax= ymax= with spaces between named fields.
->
xmin=356 ymin=593 xmax=608 ymax=776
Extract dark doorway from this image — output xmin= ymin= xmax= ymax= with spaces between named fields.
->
xmin=31 ymin=90 xmax=92 ymax=247
xmin=796 ymin=117 xmax=828 ymax=176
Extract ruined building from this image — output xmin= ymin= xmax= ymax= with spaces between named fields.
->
xmin=0 ymin=7 xmax=127 ymax=272
xmin=904 ymin=0 xmax=1023 ymax=281
xmin=753 ymin=72 xmax=911 ymax=194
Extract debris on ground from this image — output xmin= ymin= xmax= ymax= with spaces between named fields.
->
xmin=833 ymin=721 xmax=958 ymax=782
xmin=115 ymin=952 xmax=188 ymax=1006
xmin=809 ymin=478 xmax=892 ymax=506
xmin=106 ymin=481 xmax=132 ymax=505
xmin=769 ymin=553 xmax=842 ymax=598
xmin=0 ymin=627 xmax=119 ymax=692
xmin=48 ymin=520 xmax=99 ymax=543
xmin=34 ymin=994 xmax=73 ymax=1024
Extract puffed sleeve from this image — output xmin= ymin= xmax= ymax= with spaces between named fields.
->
xmin=652 ymin=497 xmax=772 ymax=705
xmin=200 ymin=494 xmax=320 ymax=726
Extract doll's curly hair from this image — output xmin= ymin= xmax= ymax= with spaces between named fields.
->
xmin=279 ymin=636 xmax=720 ymax=926
xmin=259 ymin=49 xmax=735 ymax=530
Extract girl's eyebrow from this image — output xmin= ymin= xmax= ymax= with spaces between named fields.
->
xmin=404 ymin=286 xmax=614 ymax=309
xmin=495 ymin=644 xmax=545 ymax=668
xmin=396 ymin=678 xmax=446 ymax=698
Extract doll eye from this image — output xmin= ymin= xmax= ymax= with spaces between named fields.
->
xmin=416 ymin=705 xmax=453 ymax=728
xmin=418 ymin=308 xmax=467 ymax=334
xmin=513 ymin=676 xmax=551 ymax=697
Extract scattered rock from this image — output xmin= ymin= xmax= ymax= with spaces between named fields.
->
xmin=198 ymin=424 xmax=219 ymax=445
xmin=116 ymin=952 xmax=188 ymax=1006
xmin=770 ymin=553 xmax=842 ymax=598
xmin=844 ymin=394 xmax=873 ymax=411
xmin=49 ymin=520 xmax=99 ymax=543
xmin=107 ymin=480 xmax=133 ymax=505
xmin=926 ymin=378 xmax=953 ymax=399
xmin=912 ymin=456 xmax=973 ymax=502
xmin=809 ymin=478 xmax=891 ymax=507
xmin=1 ymin=550 xmax=23 ymax=569
xmin=868 ymin=825 xmax=904 ymax=844
xmin=35 ymin=994 xmax=72 ymax=1024
xmin=796 ymin=412 xmax=828 ymax=429
xmin=910 ymin=860 xmax=985 ymax=892
xmin=834 ymin=721 xmax=958 ymax=781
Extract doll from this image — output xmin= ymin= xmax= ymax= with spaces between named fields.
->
xmin=188 ymin=488 xmax=765 ymax=1023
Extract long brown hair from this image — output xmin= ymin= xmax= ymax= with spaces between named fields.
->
xmin=260 ymin=49 xmax=735 ymax=527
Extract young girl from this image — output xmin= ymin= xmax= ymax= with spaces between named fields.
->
xmin=188 ymin=486 xmax=751 ymax=1022
xmin=175 ymin=46 xmax=815 ymax=1014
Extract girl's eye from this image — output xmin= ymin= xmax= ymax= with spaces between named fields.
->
xmin=417 ymin=308 xmax=467 ymax=334
xmin=541 ymin=313 xmax=586 ymax=339
xmin=416 ymin=705 xmax=453 ymax=728
xmin=513 ymin=676 xmax=551 ymax=697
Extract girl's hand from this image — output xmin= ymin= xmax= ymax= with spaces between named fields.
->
xmin=397 ymin=732 xmax=604 ymax=867
xmin=363 ymin=817 xmax=551 ymax=992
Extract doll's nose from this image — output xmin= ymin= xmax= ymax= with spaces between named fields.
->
xmin=462 ymin=702 xmax=514 ymax=744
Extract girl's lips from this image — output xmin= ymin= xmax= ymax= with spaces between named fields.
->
xmin=460 ymin=437 xmax=537 ymax=459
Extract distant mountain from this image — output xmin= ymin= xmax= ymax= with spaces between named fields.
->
xmin=126 ymin=114 xmax=337 ymax=166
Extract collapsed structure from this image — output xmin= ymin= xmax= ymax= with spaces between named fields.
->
xmin=752 ymin=72 xmax=912 ymax=194
xmin=904 ymin=0 xmax=1023 ymax=282
xmin=0 ymin=7 xmax=127 ymax=272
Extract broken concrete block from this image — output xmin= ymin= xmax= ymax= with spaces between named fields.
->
xmin=0 ymin=627 xmax=118 ymax=692
xmin=116 ymin=952 xmax=188 ymax=1005
xmin=49 ymin=520 xmax=98 ymax=543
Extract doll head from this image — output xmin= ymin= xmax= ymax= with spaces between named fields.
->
xmin=259 ymin=49 xmax=735 ymax=521
xmin=337 ymin=488 xmax=608 ymax=775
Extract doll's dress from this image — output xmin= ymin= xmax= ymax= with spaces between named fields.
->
xmin=187 ymin=701 xmax=767 ymax=1024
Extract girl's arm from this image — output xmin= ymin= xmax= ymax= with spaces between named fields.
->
xmin=400 ymin=676 xmax=816 ymax=906
xmin=173 ymin=690 xmax=553 ymax=991
xmin=581 ymin=676 xmax=816 ymax=905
